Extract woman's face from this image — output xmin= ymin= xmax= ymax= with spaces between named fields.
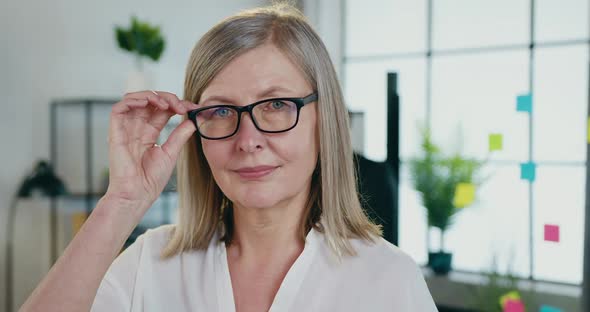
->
xmin=199 ymin=44 xmax=319 ymax=210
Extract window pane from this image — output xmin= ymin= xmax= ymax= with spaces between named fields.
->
xmin=445 ymin=165 xmax=530 ymax=277
xmin=533 ymin=45 xmax=589 ymax=163
xmin=345 ymin=0 xmax=427 ymax=56
xmin=535 ymin=0 xmax=589 ymax=42
xmin=433 ymin=0 xmax=529 ymax=50
xmin=533 ymin=166 xmax=585 ymax=284
xmin=344 ymin=58 xmax=427 ymax=161
xmin=91 ymin=105 xmax=111 ymax=194
xmin=55 ymin=105 xmax=87 ymax=194
xmin=399 ymin=163 xmax=428 ymax=264
xmin=430 ymin=50 xmax=530 ymax=161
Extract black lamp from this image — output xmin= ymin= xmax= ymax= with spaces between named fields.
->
xmin=5 ymin=160 xmax=67 ymax=312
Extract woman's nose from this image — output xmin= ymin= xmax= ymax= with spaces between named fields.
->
xmin=235 ymin=112 xmax=265 ymax=153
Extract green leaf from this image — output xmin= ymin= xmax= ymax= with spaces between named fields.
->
xmin=408 ymin=124 xmax=486 ymax=234
xmin=114 ymin=15 xmax=166 ymax=62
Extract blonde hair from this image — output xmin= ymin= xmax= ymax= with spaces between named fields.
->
xmin=162 ymin=2 xmax=381 ymax=260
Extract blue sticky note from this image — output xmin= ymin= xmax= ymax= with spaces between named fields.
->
xmin=540 ymin=305 xmax=562 ymax=312
xmin=520 ymin=162 xmax=536 ymax=182
xmin=517 ymin=94 xmax=532 ymax=113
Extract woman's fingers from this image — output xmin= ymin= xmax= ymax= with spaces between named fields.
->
xmin=119 ymin=90 xmax=167 ymax=111
xmin=156 ymin=92 xmax=187 ymax=115
xmin=161 ymin=119 xmax=198 ymax=161
xmin=149 ymin=94 xmax=169 ymax=110
xmin=119 ymin=90 xmax=198 ymax=115
xmin=112 ymin=91 xmax=167 ymax=115
xmin=182 ymin=100 xmax=200 ymax=111
xmin=109 ymin=91 xmax=198 ymax=152
xmin=144 ymin=96 xmax=199 ymax=132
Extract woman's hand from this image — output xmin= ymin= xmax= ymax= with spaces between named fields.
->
xmin=105 ymin=90 xmax=198 ymax=214
xmin=19 ymin=91 xmax=199 ymax=312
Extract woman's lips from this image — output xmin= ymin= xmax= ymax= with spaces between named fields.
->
xmin=234 ymin=166 xmax=278 ymax=179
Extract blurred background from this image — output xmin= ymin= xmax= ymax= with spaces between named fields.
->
xmin=1 ymin=0 xmax=588 ymax=311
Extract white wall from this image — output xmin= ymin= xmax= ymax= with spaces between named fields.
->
xmin=303 ymin=0 xmax=343 ymax=78
xmin=0 ymin=0 xmax=268 ymax=309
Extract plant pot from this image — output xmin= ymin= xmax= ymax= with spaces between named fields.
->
xmin=125 ymin=69 xmax=151 ymax=93
xmin=125 ymin=56 xmax=152 ymax=92
xmin=428 ymin=251 xmax=453 ymax=275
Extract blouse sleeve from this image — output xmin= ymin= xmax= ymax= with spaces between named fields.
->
xmin=90 ymin=272 xmax=130 ymax=312
xmin=409 ymin=264 xmax=439 ymax=311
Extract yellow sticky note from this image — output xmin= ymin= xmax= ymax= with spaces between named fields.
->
xmin=489 ymin=133 xmax=503 ymax=151
xmin=453 ymin=183 xmax=475 ymax=208
xmin=499 ymin=291 xmax=521 ymax=308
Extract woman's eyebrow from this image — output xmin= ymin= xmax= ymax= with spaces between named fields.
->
xmin=200 ymin=85 xmax=295 ymax=105
xmin=200 ymin=95 xmax=234 ymax=105
xmin=256 ymin=85 xmax=294 ymax=99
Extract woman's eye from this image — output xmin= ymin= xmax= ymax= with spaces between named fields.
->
xmin=214 ymin=108 xmax=232 ymax=117
xmin=270 ymin=101 xmax=285 ymax=110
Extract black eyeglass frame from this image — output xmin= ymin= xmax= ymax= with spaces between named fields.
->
xmin=187 ymin=92 xmax=318 ymax=140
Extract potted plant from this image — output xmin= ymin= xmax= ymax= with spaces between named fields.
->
xmin=115 ymin=16 xmax=165 ymax=92
xmin=409 ymin=127 xmax=485 ymax=274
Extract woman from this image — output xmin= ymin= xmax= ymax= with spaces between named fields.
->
xmin=22 ymin=3 xmax=437 ymax=312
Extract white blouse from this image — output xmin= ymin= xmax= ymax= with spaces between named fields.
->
xmin=91 ymin=224 xmax=438 ymax=311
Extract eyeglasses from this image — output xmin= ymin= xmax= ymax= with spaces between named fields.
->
xmin=188 ymin=93 xmax=318 ymax=140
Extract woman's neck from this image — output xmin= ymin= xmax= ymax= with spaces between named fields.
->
xmin=227 ymin=194 xmax=308 ymax=264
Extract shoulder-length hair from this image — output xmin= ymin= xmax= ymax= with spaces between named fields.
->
xmin=162 ymin=2 xmax=381 ymax=260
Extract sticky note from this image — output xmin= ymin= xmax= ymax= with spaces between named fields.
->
xmin=489 ymin=133 xmax=503 ymax=151
xmin=520 ymin=162 xmax=536 ymax=182
xmin=540 ymin=305 xmax=562 ymax=312
xmin=453 ymin=183 xmax=475 ymax=208
xmin=499 ymin=291 xmax=520 ymax=308
xmin=517 ymin=94 xmax=532 ymax=113
xmin=503 ymin=299 xmax=525 ymax=312
xmin=544 ymin=224 xmax=560 ymax=242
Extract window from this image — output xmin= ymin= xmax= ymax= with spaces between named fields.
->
xmin=535 ymin=0 xmax=589 ymax=43
xmin=345 ymin=0 xmax=427 ymax=56
xmin=344 ymin=58 xmax=427 ymax=161
xmin=432 ymin=0 xmax=530 ymax=50
xmin=344 ymin=0 xmax=588 ymax=284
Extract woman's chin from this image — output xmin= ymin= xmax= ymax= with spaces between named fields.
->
xmin=234 ymin=192 xmax=281 ymax=210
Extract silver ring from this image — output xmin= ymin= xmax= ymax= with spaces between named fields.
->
xmin=153 ymin=143 xmax=160 ymax=148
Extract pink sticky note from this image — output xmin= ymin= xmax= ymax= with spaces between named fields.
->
xmin=504 ymin=299 xmax=525 ymax=312
xmin=544 ymin=224 xmax=560 ymax=242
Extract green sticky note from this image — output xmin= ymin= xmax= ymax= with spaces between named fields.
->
xmin=489 ymin=133 xmax=503 ymax=151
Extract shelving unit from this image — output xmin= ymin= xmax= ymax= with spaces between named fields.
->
xmin=48 ymin=98 xmax=178 ymax=260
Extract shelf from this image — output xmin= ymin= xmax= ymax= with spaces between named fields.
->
xmin=49 ymin=98 xmax=178 ymax=251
